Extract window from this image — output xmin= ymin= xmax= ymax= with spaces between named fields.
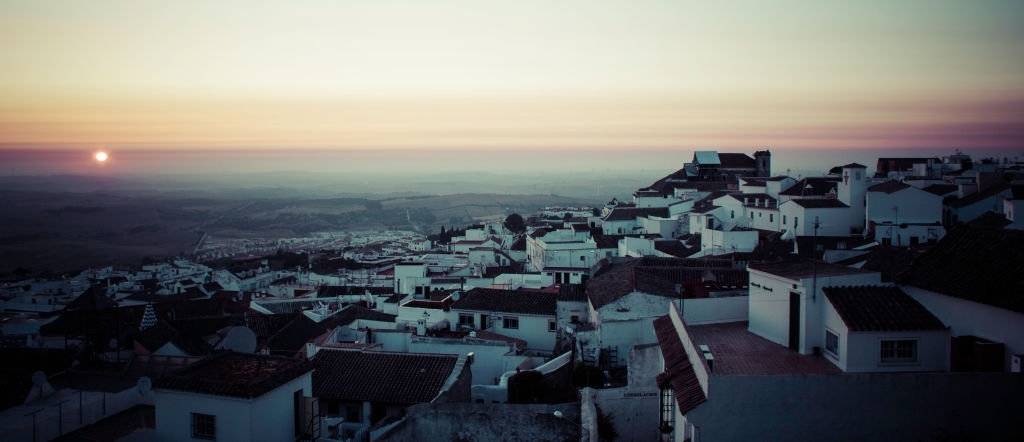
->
xmin=571 ymin=315 xmax=580 ymax=324
xmin=730 ymin=210 xmax=735 ymax=219
xmin=503 ymin=317 xmax=519 ymax=329
xmin=458 ymin=314 xmax=474 ymax=328
xmin=824 ymin=330 xmax=839 ymax=357
xmin=769 ymin=214 xmax=774 ymax=222
xmin=191 ymin=413 xmax=216 ymax=440
xmin=548 ymin=320 xmax=557 ymax=332
xmin=794 ymin=217 xmax=799 ymax=228
xmin=782 ymin=215 xmax=787 ymax=225
xmin=880 ymin=339 xmax=917 ymax=363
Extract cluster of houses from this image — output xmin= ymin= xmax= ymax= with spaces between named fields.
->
xmin=1 ymin=149 xmax=1023 ymax=441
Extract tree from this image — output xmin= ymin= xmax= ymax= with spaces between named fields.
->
xmin=504 ymin=213 xmax=526 ymax=234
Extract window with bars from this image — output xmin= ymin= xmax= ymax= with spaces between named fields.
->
xmin=191 ymin=412 xmax=216 ymax=440
xmin=824 ymin=330 xmax=839 ymax=357
xmin=659 ymin=388 xmax=675 ymax=434
xmin=880 ymin=339 xmax=917 ymax=363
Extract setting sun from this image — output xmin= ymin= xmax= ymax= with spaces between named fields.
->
xmin=95 ymin=151 xmax=108 ymax=162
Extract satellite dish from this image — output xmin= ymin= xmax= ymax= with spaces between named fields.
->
xmin=451 ymin=291 xmax=461 ymax=301
xmin=217 ymin=326 xmax=258 ymax=353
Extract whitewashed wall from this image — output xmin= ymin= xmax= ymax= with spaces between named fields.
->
xmin=904 ymin=285 xmax=1024 ymax=371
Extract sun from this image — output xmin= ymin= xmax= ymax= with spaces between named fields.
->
xmin=95 ymin=151 xmax=108 ymax=162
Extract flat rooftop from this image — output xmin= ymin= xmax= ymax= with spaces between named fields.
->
xmin=155 ymin=352 xmax=313 ymax=399
xmin=688 ymin=321 xmax=841 ymax=376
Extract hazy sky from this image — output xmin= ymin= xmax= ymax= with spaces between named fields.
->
xmin=1 ymin=1 xmax=1023 ymax=170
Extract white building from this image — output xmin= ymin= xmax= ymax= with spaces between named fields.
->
xmin=897 ymin=225 xmax=1024 ymax=371
xmin=747 ymin=261 xmax=880 ymax=354
xmin=449 ymin=287 xmax=558 ymax=353
xmin=153 ymin=352 xmax=315 ymax=442
xmin=866 ymin=180 xmax=945 ymax=246
xmin=821 ymin=285 xmax=949 ymax=372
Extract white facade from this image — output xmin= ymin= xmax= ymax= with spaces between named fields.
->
xmin=526 ymin=229 xmax=603 ymax=273
xmin=393 ymin=263 xmax=426 ymax=297
xmin=835 ymin=164 xmax=867 ymax=232
xmin=903 ymin=285 xmax=1024 ymax=371
xmin=777 ymin=201 xmax=853 ymax=236
xmin=155 ymin=372 xmax=312 ymax=442
xmin=747 ymin=266 xmax=880 ymax=355
xmin=821 ymin=300 xmax=949 ymax=372
xmin=1005 ymin=197 xmax=1024 ymax=230
xmin=448 ymin=309 xmax=556 ymax=353
xmin=866 ymin=185 xmax=942 ymax=225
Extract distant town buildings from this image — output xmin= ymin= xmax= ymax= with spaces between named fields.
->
xmin=3 ymin=149 xmax=1023 ymax=441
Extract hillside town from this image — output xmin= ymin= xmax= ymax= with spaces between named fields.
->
xmin=2 ymin=150 xmax=1023 ymax=441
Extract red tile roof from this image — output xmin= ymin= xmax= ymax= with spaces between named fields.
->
xmin=789 ymin=198 xmax=849 ymax=209
xmin=823 ymin=285 xmax=945 ymax=331
xmin=867 ymin=180 xmax=911 ymax=194
xmin=313 ymin=349 xmax=459 ymax=404
xmin=451 ymin=288 xmax=556 ymax=316
xmin=687 ymin=321 xmax=842 ymax=375
xmin=154 ymin=352 xmax=313 ymax=399
xmin=897 ymin=225 xmax=1024 ymax=313
xmin=653 ymin=315 xmax=706 ymax=414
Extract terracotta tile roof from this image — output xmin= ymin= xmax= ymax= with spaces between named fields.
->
xmin=585 ymin=260 xmax=639 ymax=309
xmin=322 ymin=304 xmax=397 ymax=328
xmin=779 ymin=177 xmax=840 ymax=196
xmin=717 ymin=152 xmax=756 ymax=168
xmin=593 ymin=233 xmax=622 ymax=249
xmin=267 ymin=315 xmax=329 ymax=355
xmin=133 ymin=320 xmax=179 ymax=353
xmin=155 ymin=352 xmax=313 ymax=399
xmin=687 ymin=321 xmax=842 ymax=375
xmin=789 ymin=198 xmax=849 ymax=209
xmin=653 ymin=315 xmax=706 ymax=414
xmin=897 ymin=225 xmax=1024 ymax=313
xmin=604 ymin=207 xmax=670 ymax=221
xmin=313 ymin=349 xmax=459 ymax=404
xmin=509 ymin=236 xmax=527 ymax=251
xmin=966 ymin=211 xmax=1012 ymax=228
xmin=851 ymin=245 xmax=924 ymax=282
xmin=653 ymin=240 xmax=699 ymax=258
xmin=823 ymin=286 xmax=945 ymax=331
xmin=945 ymin=183 xmax=1011 ymax=209
xmin=244 ymin=312 xmax=299 ymax=338
xmin=557 ymin=284 xmax=588 ymax=302
xmin=470 ymin=330 xmax=527 ymax=351
xmin=867 ymin=180 xmax=911 ymax=194
xmin=451 ymin=288 xmax=556 ymax=316
xmin=585 ymin=257 xmax=747 ymax=308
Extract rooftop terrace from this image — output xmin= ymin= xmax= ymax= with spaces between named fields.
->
xmin=687 ymin=321 xmax=841 ymax=376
